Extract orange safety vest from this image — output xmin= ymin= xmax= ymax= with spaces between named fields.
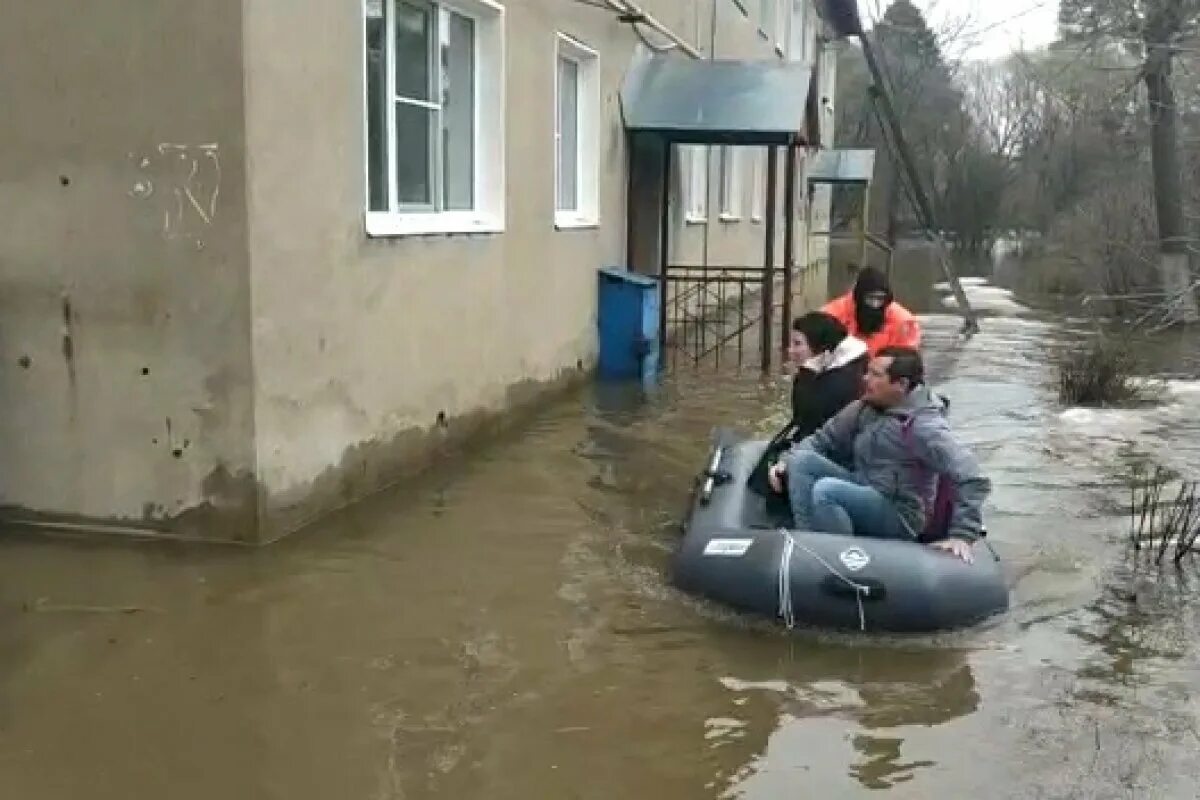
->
xmin=821 ymin=293 xmax=922 ymax=357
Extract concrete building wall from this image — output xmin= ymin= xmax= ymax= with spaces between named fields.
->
xmin=0 ymin=0 xmax=832 ymax=544
xmin=242 ymin=0 xmax=806 ymax=539
xmin=0 ymin=1 xmax=258 ymax=540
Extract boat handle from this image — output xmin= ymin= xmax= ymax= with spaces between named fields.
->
xmin=698 ymin=445 xmax=730 ymax=505
xmin=819 ymin=575 xmax=887 ymax=602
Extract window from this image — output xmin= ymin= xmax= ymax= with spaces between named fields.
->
xmin=750 ymin=148 xmax=766 ymax=222
xmin=681 ymin=145 xmax=708 ymax=223
xmin=790 ymin=0 xmax=810 ymax=63
xmin=774 ymin=0 xmax=790 ymax=53
xmin=719 ymin=146 xmax=743 ymax=220
xmin=758 ymin=0 xmax=775 ymax=41
xmin=820 ymin=44 xmax=838 ymax=142
xmin=364 ymin=0 xmax=505 ymax=236
xmin=555 ymin=34 xmax=600 ymax=228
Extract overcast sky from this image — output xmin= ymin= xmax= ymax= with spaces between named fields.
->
xmin=858 ymin=0 xmax=1060 ymax=61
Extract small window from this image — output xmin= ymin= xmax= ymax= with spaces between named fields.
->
xmin=758 ymin=0 xmax=773 ymax=40
xmin=774 ymin=0 xmax=790 ymax=53
xmin=749 ymin=148 xmax=766 ymax=222
xmin=555 ymin=34 xmax=600 ymax=228
xmin=364 ymin=0 xmax=506 ymax=236
xmin=789 ymin=0 xmax=809 ymax=62
xmin=681 ymin=145 xmax=708 ymax=223
xmin=719 ymin=146 xmax=743 ymax=220
xmin=820 ymin=45 xmax=838 ymax=142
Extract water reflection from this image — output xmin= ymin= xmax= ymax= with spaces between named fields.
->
xmin=708 ymin=641 xmax=979 ymax=795
xmin=1070 ymin=565 xmax=1194 ymax=697
xmin=848 ymin=734 xmax=936 ymax=790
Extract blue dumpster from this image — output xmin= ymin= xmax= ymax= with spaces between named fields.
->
xmin=597 ymin=267 xmax=660 ymax=382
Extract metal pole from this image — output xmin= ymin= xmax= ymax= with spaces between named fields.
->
xmin=860 ymin=187 xmax=870 ymax=267
xmin=625 ymin=133 xmax=636 ymax=271
xmin=857 ymin=35 xmax=979 ymax=334
xmin=658 ymin=140 xmax=671 ymax=364
xmin=762 ymin=146 xmax=778 ymax=375
xmin=782 ymin=144 xmax=797 ymax=366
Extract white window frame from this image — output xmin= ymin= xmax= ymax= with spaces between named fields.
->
xmin=362 ymin=0 xmax=506 ymax=238
xmin=718 ymin=146 xmax=743 ymax=221
xmin=682 ymin=145 xmax=709 ymax=224
xmin=554 ymin=33 xmax=601 ymax=230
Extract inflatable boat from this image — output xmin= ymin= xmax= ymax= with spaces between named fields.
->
xmin=672 ymin=431 xmax=1009 ymax=633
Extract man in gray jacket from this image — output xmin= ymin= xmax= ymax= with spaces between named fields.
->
xmin=768 ymin=347 xmax=990 ymax=563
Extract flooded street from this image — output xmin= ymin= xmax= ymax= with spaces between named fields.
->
xmin=3 ymin=261 xmax=1200 ymax=798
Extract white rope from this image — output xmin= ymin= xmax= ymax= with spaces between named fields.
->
xmin=778 ymin=529 xmax=797 ymax=629
xmin=777 ymin=529 xmax=870 ymax=632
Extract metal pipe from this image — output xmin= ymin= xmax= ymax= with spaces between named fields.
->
xmin=659 ymin=139 xmax=671 ymax=367
xmin=782 ymin=144 xmax=797 ymax=366
xmin=762 ymin=146 xmax=778 ymax=375
xmin=605 ymin=0 xmax=702 ymax=59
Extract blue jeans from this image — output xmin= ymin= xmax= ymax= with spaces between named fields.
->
xmin=784 ymin=450 xmax=911 ymax=539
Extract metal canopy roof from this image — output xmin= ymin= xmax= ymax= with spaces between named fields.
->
xmin=807 ymin=148 xmax=876 ymax=186
xmin=620 ymin=52 xmax=819 ymax=146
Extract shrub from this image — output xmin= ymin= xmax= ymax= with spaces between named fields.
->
xmin=1057 ymin=336 xmax=1157 ymax=407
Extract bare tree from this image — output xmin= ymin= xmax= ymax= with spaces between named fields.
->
xmin=1061 ymin=0 xmax=1200 ymax=322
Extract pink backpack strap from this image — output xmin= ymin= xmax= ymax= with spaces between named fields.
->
xmin=900 ymin=415 xmax=933 ymax=523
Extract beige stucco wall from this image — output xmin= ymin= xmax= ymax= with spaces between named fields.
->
xmin=242 ymin=0 xmax=810 ymax=539
xmin=0 ymin=0 xmax=833 ymax=544
xmin=0 ymin=1 xmax=258 ymax=540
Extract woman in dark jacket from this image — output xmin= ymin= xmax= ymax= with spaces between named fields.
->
xmin=782 ymin=311 xmax=869 ymax=445
xmin=749 ymin=312 xmax=869 ymax=503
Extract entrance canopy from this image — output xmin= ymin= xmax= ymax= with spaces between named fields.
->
xmin=619 ymin=52 xmax=819 ymax=146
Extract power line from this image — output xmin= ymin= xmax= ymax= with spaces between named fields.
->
xmin=953 ymin=0 xmax=1057 ymax=46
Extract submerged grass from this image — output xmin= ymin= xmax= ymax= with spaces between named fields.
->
xmin=1129 ymin=467 xmax=1200 ymax=565
xmin=1057 ymin=336 xmax=1163 ymax=408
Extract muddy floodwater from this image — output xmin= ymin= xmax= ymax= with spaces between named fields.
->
xmin=2 ymin=262 xmax=1200 ymax=799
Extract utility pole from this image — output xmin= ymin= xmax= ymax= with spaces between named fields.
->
xmin=815 ymin=0 xmax=980 ymax=334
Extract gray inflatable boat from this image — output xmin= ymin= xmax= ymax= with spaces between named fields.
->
xmin=672 ymin=432 xmax=1009 ymax=633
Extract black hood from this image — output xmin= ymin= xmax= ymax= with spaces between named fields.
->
xmin=852 ymin=267 xmax=893 ymax=335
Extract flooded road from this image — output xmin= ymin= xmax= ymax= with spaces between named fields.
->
xmin=2 ymin=263 xmax=1200 ymax=798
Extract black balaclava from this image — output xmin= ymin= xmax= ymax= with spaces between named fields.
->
xmin=852 ymin=267 xmax=893 ymax=336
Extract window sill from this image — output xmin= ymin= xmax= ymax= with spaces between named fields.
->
xmin=554 ymin=213 xmax=600 ymax=231
xmin=718 ymin=213 xmax=743 ymax=223
xmin=365 ymin=211 xmax=504 ymax=238
xmin=684 ymin=215 xmax=708 ymax=225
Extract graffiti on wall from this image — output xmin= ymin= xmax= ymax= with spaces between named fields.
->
xmin=129 ymin=143 xmax=221 ymax=246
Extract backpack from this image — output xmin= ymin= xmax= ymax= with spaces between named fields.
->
xmin=900 ymin=415 xmax=959 ymax=544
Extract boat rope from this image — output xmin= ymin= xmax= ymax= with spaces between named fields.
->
xmin=777 ymin=529 xmax=796 ymax=629
xmin=777 ymin=529 xmax=870 ymax=632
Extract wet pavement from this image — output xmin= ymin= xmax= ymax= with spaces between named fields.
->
xmin=2 ymin=261 xmax=1200 ymax=798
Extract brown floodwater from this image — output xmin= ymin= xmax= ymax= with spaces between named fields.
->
xmin=2 ymin=254 xmax=1199 ymax=799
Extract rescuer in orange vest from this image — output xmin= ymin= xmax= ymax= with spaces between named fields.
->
xmin=822 ymin=266 xmax=921 ymax=357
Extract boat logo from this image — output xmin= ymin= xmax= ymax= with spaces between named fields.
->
xmin=839 ymin=547 xmax=871 ymax=572
xmin=703 ymin=538 xmax=755 ymax=558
